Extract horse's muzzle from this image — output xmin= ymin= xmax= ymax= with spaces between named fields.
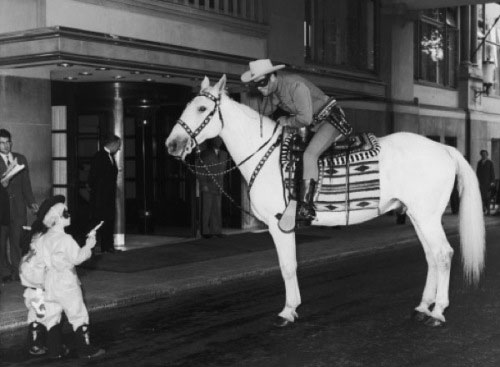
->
xmin=166 ymin=136 xmax=194 ymax=160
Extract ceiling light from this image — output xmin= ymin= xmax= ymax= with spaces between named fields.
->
xmin=78 ymin=71 xmax=93 ymax=76
xmin=63 ymin=76 xmax=77 ymax=81
xmin=96 ymin=67 xmax=110 ymax=71
xmin=57 ymin=63 xmax=73 ymax=67
xmin=144 ymin=78 xmax=155 ymax=82
xmin=130 ymin=70 xmax=143 ymax=75
xmin=113 ymin=75 xmax=125 ymax=80
xmin=162 ymin=74 xmax=171 ymax=78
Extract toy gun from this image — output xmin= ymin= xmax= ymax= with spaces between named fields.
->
xmin=87 ymin=221 xmax=104 ymax=237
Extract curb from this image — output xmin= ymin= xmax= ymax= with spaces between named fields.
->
xmin=0 ymin=222 xmax=485 ymax=334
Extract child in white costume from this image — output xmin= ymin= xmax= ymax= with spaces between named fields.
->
xmin=20 ymin=195 xmax=105 ymax=359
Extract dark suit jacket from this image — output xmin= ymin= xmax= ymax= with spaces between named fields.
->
xmin=0 ymin=153 xmax=35 ymax=225
xmin=477 ymin=159 xmax=495 ymax=189
xmin=89 ymin=149 xmax=118 ymax=220
xmin=197 ymin=148 xmax=229 ymax=194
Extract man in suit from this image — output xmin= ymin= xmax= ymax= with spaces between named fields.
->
xmin=89 ymin=134 xmax=121 ymax=253
xmin=197 ymin=138 xmax=228 ymax=238
xmin=0 ymin=129 xmax=38 ymax=282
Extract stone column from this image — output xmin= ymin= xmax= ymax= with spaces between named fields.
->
xmin=113 ymin=83 xmax=125 ymax=249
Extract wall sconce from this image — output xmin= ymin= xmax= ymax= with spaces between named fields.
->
xmin=474 ymin=60 xmax=495 ymax=99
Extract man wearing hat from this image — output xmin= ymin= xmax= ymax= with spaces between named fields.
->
xmin=241 ymin=59 xmax=353 ymax=223
xmin=20 ymin=195 xmax=105 ymax=359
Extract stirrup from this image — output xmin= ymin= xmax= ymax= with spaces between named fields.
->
xmin=297 ymin=202 xmax=316 ymax=222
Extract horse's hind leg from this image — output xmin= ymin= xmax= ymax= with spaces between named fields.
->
xmin=410 ymin=216 xmax=454 ymax=326
xmin=269 ymin=221 xmax=301 ymax=326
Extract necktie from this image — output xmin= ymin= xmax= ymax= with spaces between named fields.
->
xmin=5 ymin=156 xmax=10 ymax=166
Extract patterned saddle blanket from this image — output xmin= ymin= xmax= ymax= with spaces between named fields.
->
xmin=280 ymin=132 xmax=381 ymax=214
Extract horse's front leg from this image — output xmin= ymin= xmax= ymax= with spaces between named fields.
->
xmin=268 ymin=220 xmax=301 ymax=327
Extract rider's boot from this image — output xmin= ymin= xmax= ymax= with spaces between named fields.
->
xmin=296 ymin=179 xmax=317 ymax=224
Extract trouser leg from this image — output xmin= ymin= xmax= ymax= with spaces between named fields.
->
xmin=99 ymin=218 xmax=114 ymax=252
xmin=0 ymin=225 xmax=10 ymax=277
xmin=303 ymin=123 xmax=339 ymax=181
xmin=8 ymin=221 xmax=23 ymax=277
xmin=57 ymin=287 xmax=90 ymax=331
xmin=201 ymin=193 xmax=214 ymax=235
xmin=210 ymin=194 xmax=222 ymax=234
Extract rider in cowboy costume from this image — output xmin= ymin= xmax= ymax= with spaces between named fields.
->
xmin=241 ymin=59 xmax=353 ymax=222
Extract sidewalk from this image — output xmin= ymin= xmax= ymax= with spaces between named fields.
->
xmin=1 ymin=213 xmax=498 ymax=333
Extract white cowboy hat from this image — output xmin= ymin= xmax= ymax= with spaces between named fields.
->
xmin=241 ymin=59 xmax=285 ymax=83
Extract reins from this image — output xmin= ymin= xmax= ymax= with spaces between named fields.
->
xmin=175 ymin=90 xmax=282 ymax=221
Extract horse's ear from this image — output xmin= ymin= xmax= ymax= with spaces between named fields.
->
xmin=215 ymin=74 xmax=227 ymax=93
xmin=201 ymin=76 xmax=210 ymax=90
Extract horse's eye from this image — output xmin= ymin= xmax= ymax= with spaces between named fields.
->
xmin=198 ymin=106 xmax=207 ymax=112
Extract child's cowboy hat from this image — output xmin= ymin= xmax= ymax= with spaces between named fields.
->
xmin=241 ymin=59 xmax=285 ymax=83
xmin=36 ymin=195 xmax=65 ymax=222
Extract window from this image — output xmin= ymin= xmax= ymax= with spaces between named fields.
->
xmin=304 ymin=0 xmax=377 ymax=72
xmin=414 ymin=8 xmax=459 ymax=88
xmin=478 ymin=3 xmax=500 ymax=96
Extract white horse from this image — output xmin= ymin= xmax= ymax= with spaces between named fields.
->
xmin=166 ymin=75 xmax=485 ymax=327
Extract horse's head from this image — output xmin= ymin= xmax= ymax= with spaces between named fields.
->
xmin=166 ymin=75 xmax=227 ymax=160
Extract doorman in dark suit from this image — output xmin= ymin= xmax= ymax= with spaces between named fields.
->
xmin=89 ymin=134 xmax=121 ymax=253
xmin=197 ymin=138 xmax=229 ymax=238
xmin=0 ymin=129 xmax=38 ymax=282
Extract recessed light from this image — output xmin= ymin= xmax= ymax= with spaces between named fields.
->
xmin=96 ymin=67 xmax=110 ymax=71
xmin=130 ymin=70 xmax=143 ymax=75
xmin=63 ymin=76 xmax=77 ymax=81
xmin=57 ymin=63 xmax=73 ymax=67
xmin=162 ymin=74 xmax=171 ymax=78
xmin=113 ymin=75 xmax=125 ymax=79
xmin=144 ymin=78 xmax=155 ymax=82
xmin=78 ymin=71 xmax=93 ymax=76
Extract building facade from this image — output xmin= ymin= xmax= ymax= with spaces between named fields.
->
xmin=0 ymin=0 xmax=499 ymax=242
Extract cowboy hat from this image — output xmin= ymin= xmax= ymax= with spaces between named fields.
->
xmin=241 ymin=59 xmax=285 ymax=83
xmin=36 ymin=195 xmax=65 ymax=222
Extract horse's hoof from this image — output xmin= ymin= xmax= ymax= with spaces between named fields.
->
xmin=424 ymin=317 xmax=445 ymax=328
xmin=411 ymin=310 xmax=428 ymax=323
xmin=273 ymin=316 xmax=294 ymax=328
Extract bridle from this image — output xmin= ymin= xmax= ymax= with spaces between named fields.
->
xmin=175 ymin=90 xmax=223 ymax=152
xmin=173 ymin=89 xmax=282 ymax=219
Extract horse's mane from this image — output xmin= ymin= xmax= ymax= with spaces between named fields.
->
xmin=221 ymin=93 xmax=276 ymax=125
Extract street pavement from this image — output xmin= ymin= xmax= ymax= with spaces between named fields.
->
xmin=1 ymin=211 xmax=498 ymax=333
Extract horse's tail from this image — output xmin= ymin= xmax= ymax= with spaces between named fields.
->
xmin=448 ymin=146 xmax=485 ymax=285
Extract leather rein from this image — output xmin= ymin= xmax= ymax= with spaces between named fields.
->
xmin=174 ymin=90 xmax=282 ymax=217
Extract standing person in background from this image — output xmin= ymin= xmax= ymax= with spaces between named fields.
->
xmin=0 ymin=129 xmax=38 ymax=283
xmin=88 ymin=134 xmax=121 ymax=253
xmin=477 ymin=149 xmax=496 ymax=216
xmin=197 ymin=137 xmax=228 ymax=239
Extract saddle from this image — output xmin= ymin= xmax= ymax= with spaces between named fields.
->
xmin=279 ymin=131 xmax=381 ymax=227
